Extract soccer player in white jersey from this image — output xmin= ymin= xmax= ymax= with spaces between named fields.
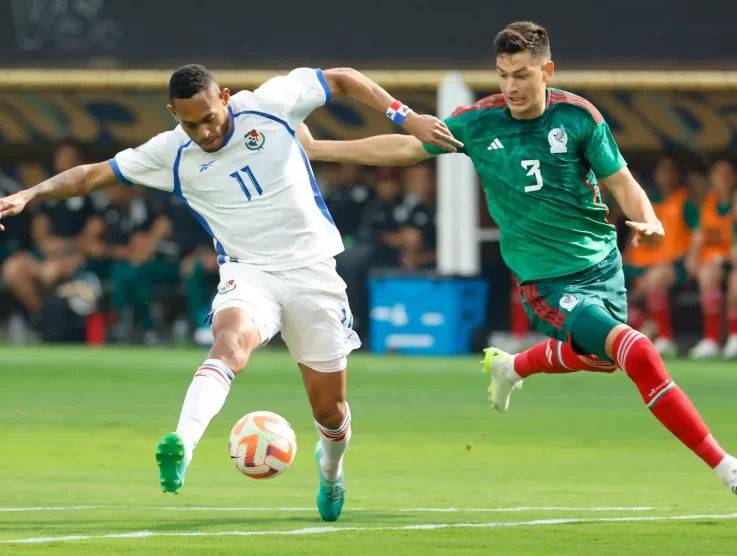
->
xmin=0 ymin=64 xmax=462 ymax=521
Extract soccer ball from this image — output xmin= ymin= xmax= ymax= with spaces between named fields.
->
xmin=229 ymin=411 xmax=297 ymax=479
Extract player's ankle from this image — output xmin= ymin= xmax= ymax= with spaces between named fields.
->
xmin=506 ymin=355 xmax=523 ymax=382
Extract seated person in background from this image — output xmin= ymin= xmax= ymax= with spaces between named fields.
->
xmin=686 ymin=158 xmax=737 ymax=359
xmin=726 ymin=197 xmax=737 ymax=359
xmin=0 ymin=171 xmax=35 ymax=314
xmin=180 ymin=242 xmax=219 ymax=345
xmin=623 ymin=156 xmax=699 ymax=357
xmin=148 ymin=190 xmax=221 ymax=344
xmin=323 ymin=163 xmax=374 ymax=246
xmin=94 ymin=185 xmax=179 ymax=345
xmin=1 ymin=143 xmax=103 ymax=320
xmin=356 ymin=166 xmax=405 ymax=267
xmin=397 ymin=163 xmax=437 ymax=270
xmin=335 ymin=166 xmax=404 ymax=338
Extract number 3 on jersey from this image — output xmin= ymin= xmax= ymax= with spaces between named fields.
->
xmin=229 ymin=166 xmax=263 ymax=201
xmin=522 ymin=160 xmax=544 ymax=193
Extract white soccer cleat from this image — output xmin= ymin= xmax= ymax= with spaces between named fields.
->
xmin=689 ymin=338 xmax=721 ymax=359
xmin=722 ymin=335 xmax=737 ymax=360
xmin=715 ymin=454 xmax=737 ymax=496
xmin=482 ymin=347 xmax=522 ymax=413
xmin=653 ymin=337 xmax=678 ymax=358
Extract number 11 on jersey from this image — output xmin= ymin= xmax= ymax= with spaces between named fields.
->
xmin=229 ymin=166 xmax=264 ymax=201
xmin=522 ymin=160 xmax=544 ymax=193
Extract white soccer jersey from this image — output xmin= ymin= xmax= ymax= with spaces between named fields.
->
xmin=110 ymin=68 xmax=343 ymax=271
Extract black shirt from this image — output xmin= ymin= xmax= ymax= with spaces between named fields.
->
xmin=357 ymin=197 xmax=403 ymax=266
xmin=0 ymin=173 xmax=32 ymax=251
xmin=146 ymin=189 xmax=212 ymax=256
xmin=40 ymin=196 xmax=96 ymax=238
xmin=101 ymin=197 xmax=154 ymax=246
xmin=324 ymin=183 xmax=374 ymax=238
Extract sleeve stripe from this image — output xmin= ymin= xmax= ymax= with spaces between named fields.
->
xmin=315 ymin=68 xmax=331 ymax=104
xmin=109 ymin=158 xmax=135 ymax=187
xmin=549 ymin=92 xmax=603 ymax=124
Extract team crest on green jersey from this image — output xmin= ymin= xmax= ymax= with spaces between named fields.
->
xmin=548 ymin=126 xmax=568 ymax=153
xmin=559 ymin=294 xmax=580 ymax=311
xmin=245 ymin=129 xmax=266 ymax=151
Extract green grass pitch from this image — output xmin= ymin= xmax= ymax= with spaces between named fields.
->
xmin=1 ymin=346 xmax=736 ymax=555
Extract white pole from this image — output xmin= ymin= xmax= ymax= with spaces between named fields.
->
xmin=436 ymin=71 xmax=479 ymax=276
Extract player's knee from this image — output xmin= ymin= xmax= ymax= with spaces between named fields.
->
xmin=649 ymin=264 xmax=675 ymax=288
xmin=698 ymin=263 xmax=723 ymax=289
xmin=624 ymin=336 xmax=660 ymax=377
xmin=312 ymin=399 xmax=347 ymax=430
xmin=211 ymin=328 xmax=256 ymax=374
xmin=2 ymin=253 xmax=33 ymax=283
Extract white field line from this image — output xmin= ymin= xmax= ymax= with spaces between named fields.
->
xmin=0 ymin=505 xmax=664 ymax=513
xmin=2 ymin=513 xmax=737 ymax=544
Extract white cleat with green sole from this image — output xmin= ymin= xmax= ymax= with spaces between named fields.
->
xmin=482 ymin=347 xmax=523 ymax=413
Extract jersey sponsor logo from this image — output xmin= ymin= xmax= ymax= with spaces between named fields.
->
xmin=217 ymin=279 xmax=236 ymax=294
xmin=487 ymin=138 xmax=504 ymax=150
xmin=559 ymin=294 xmax=580 ymax=311
xmin=245 ymin=129 xmax=266 ymax=151
xmin=199 ymin=160 xmax=215 ymax=172
xmin=548 ymin=125 xmax=568 ymax=153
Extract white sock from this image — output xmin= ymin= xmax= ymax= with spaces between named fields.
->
xmin=176 ymin=359 xmax=234 ymax=464
xmin=315 ymin=403 xmax=352 ymax=481
xmin=506 ymin=354 xmax=524 ymax=383
xmin=714 ymin=454 xmax=737 ymax=485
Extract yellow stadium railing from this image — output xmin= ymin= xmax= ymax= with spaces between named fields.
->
xmin=2 ymin=69 xmax=737 ymax=90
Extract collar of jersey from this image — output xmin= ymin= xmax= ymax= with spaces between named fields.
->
xmin=222 ymin=105 xmax=236 ymax=148
xmin=504 ymin=89 xmax=551 ymax=122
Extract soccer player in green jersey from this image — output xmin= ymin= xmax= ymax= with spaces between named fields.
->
xmin=298 ymin=21 xmax=737 ymax=496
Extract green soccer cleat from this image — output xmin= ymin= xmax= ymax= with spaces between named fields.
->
xmin=155 ymin=432 xmax=188 ymax=493
xmin=315 ymin=442 xmax=345 ymax=522
xmin=482 ymin=347 xmax=523 ymax=412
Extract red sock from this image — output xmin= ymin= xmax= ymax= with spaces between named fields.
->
xmin=627 ymin=303 xmax=647 ymax=330
xmin=647 ymin=289 xmax=673 ymax=340
xmin=510 ymin=286 xmax=530 ymax=339
xmin=514 ymin=339 xmax=617 ymax=379
xmin=612 ymin=328 xmax=726 ymax=469
xmin=728 ymin=308 xmax=737 ymax=337
xmin=701 ymin=290 xmax=723 ymax=343
xmin=628 ymin=302 xmax=646 ymax=331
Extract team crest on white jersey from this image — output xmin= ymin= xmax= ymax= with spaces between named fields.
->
xmin=218 ymin=279 xmax=236 ymax=294
xmin=245 ymin=129 xmax=266 ymax=151
xmin=548 ymin=125 xmax=568 ymax=153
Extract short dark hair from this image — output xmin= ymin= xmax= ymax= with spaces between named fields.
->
xmin=169 ymin=64 xmax=217 ymax=101
xmin=493 ymin=21 xmax=551 ymax=59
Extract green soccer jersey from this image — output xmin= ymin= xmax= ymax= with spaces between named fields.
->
xmin=424 ymin=88 xmax=626 ymax=283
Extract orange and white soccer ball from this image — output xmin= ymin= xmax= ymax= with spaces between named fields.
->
xmin=229 ymin=411 xmax=297 ymax=479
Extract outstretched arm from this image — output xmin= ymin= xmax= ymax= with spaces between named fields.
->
xmin=0 ymin=161 xmax=117 ymax=230
xmin=601 ymin=167 xmax=663 ymax=246
xmin=298 ymin=124 xmax=433 ymax=167
xmin=322 ymin=68 xmax=463 ymax=153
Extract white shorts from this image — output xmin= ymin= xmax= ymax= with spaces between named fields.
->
xmin=210 ymin=258 xmax=361 ymax=372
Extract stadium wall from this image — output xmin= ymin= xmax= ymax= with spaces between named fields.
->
xmin=0 ymin=83 xmax=736 ymax=163
xmin=0 ymin=0 xmax=734 ymax=68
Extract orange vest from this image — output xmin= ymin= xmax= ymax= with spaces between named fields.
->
xmin=628 ymin=188 xmax=692 ymax=266
xmin=700 ymin=190 xmax=734 ymax=262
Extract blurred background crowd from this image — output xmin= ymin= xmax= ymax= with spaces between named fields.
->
xmin=0 ymin=143 xmax=735 ymax=358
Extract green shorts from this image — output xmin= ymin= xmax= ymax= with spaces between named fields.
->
xmin=520 ymin=248 xmax=628 ymax=344
xmin=623 ymin=259 xmax=688 ymax=288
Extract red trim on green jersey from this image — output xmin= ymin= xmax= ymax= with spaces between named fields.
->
xmin=451 ymin=94 xmax=506 ymax=118
xmin=582 ymin=167 xmax=611 ymax=220
xmin=533 ymin=285 xmax=568 ymax=328
xmin=522 ymin=285 xmax=566 ymax=330
xmin=549 ymin=91 xmax=604 ymax=124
